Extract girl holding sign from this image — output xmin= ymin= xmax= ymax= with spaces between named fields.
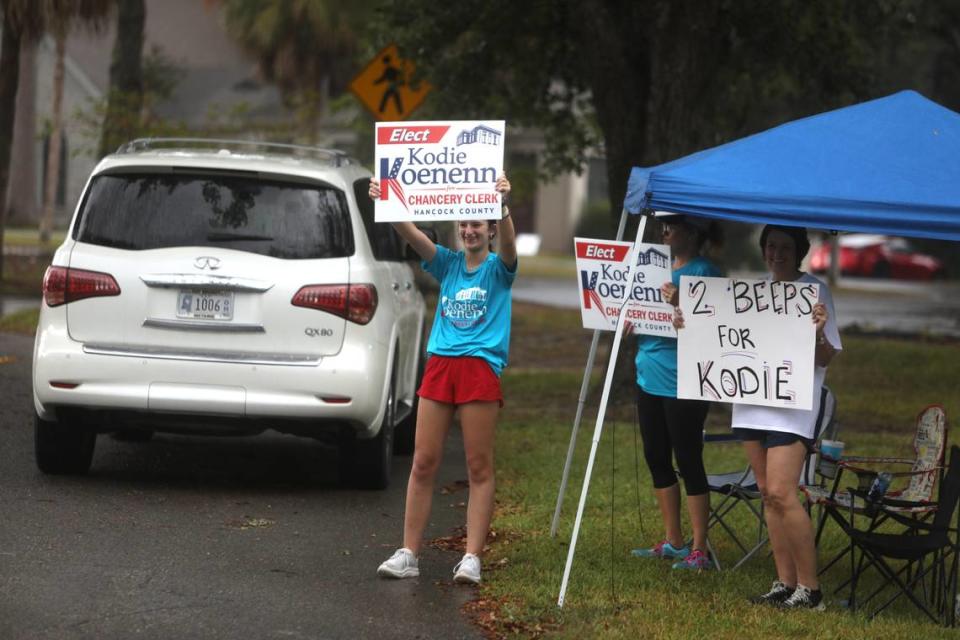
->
xmin=631 ymin=215 xmax=722 ymax=571
xmin=674 ymin=225 xmax=839 ymax=606
xmin=734 ymin=225 xmax=839 ymax=610
xmin=369 ymin=175 xmax=516 ymax=586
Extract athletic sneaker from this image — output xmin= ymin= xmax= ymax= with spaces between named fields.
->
xmin=749 ymin=580 xmax=796 ymax=605
xmin=671 ymin=549 xmax=713 ymax=570
xmin=453 ymin=553 xmax=482 ymax=584
xmin=631 ymin=540 xmax=690 ymax=559
xmin=377 ymin=548 xmax=419 ymax=579
xmin=780 ymin=584 xmax=825 ymax=611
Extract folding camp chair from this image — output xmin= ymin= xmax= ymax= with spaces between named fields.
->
xmin=844 ymin=444 xmax=960 ymax=626
xmin=804 ymin=404 xmax=948 ymax=579
xmin=706 ymin=386 xmax=836 ymax=570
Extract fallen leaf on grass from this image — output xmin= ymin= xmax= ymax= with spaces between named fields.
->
xmin=463 ymin=596 xmax=557 ymax=639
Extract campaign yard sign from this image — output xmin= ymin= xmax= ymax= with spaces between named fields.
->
xmin=677 ymin=276 xmax=818 ymax=410
xmin=574 ymin=238 xmax=675 ymax=337
xmin=374 ymin=120 xmax=505 ymax=222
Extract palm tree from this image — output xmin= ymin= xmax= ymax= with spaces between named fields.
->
xmin=41 ymin=0 xmax=112 ymax=243
xmin=219 ymin=0 xmax=375 ymax=142
xmin=0 ymin=0 xmax=111 ymax=277
xmin=1 ymin=1 xmax=45 ymax=280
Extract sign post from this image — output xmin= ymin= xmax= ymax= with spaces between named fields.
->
xmin=557 ymin=214 xmax=649 ymax=607
xmin=549 ymin=209 xmax=629 ymax=539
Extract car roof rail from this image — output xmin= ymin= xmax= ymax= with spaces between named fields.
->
xmin=115 ymin=137 xmax=356 ymax=167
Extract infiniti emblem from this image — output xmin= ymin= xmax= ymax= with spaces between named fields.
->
xmin=194 ymin=256 xmax=221 ymax=270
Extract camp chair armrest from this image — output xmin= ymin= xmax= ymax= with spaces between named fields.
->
xmin=845 ymin=487 xmax=937 ymax=523
xmin=886 ymin=465 xmax=946 ymax=479
xmin=883 ymin=506 xmax=940 ymax=530
xmin=838 ymin=457 xmax=914 ymax=474
xmin=881 ymin=495 xmax=935 ymax=509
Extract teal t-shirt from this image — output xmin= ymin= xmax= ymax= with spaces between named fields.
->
xmin=423 ymin=245 xmax=518 ymax=376
xmin=635 ymin=256 xmax=721 ymax=397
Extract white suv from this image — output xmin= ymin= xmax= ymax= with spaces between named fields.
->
xmin=32 ymin=138 xmax=426 ymax=489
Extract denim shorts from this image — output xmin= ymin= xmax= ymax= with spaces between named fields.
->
xmin=732 ymin=427 xmax=814 ymax=452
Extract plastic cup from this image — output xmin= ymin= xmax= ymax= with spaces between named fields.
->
xmin=819 ymin=440 xmax=845 ymax=479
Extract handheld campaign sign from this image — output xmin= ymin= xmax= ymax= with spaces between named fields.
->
xmin=677 ymin=276 xmax=818 ymax=410
xmin=574 ymin=238 xmax=675 ymax=337
xmin=374 ymin=120 xmax=505 ymax=222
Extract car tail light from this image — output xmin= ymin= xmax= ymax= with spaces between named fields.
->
xmin=291 ymin=284 xmax=378 ymax=325
xmin=43 ymin=266 xmax=121 ymax=307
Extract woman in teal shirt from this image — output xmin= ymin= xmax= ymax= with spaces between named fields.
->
xmin=370 ymin=175 xmax=516 ymax=586
xmin=632 ymin=215 xmax=721 ymax=570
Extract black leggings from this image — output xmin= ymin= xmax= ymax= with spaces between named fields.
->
xmin=636 ymin=386 xmax=710 ymax=496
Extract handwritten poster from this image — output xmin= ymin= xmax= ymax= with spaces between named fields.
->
xmin=677 ymin=276 xmax=818 ymax=409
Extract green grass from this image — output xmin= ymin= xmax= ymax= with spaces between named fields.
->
xmin=1 ymin=251 xmax=50 ymax=296
xmin=1 ymin=226 xmax=59 ymax=294
xmin=474 ymin=304 xmax=960 ymax=639
xmin=0 ymin=307 xmax=39 ymax=335
xmin=3 ymin=227 xmax=65 ymax=248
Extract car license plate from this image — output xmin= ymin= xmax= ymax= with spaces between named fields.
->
xmin=176 ymin=290 xmax=234 ymax=320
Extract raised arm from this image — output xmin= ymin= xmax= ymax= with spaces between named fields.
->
xmin=496 ymin=174 xmax=517 ymax=268
xmin=368 ymin=180 xmax=436 ymax=262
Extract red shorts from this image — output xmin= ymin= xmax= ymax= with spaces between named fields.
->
xmin=417 ymin=355 xmax=503 ymax=407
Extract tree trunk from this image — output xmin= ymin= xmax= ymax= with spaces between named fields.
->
xmin=97 ymin=0 xmax=145 ymax=158
xmin=575 ymin=1 xmax=653 ymax=223
xmin=0 ymin=3 xmax=23 ymax=282
xmin=40 ymin=24 xmax=66 ymax=244
xmin=8 ymin=37 xmax=36 ymax=226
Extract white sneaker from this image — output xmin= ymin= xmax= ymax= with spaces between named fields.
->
xmin=453 ymin=553 xmax=481 ymax=584
xmin=377 ymin=548 xmax=419 ymax=579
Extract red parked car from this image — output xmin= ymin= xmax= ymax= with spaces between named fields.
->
xmin=809 ymin=234 xmax=946 ymax=280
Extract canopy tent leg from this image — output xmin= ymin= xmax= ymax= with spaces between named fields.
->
xmin=557 ymin=214 xmax=649 ymax=608
xmin=550 ymin=206 xmax=631 ymax=538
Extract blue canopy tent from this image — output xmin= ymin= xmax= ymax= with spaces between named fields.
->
xmin=623 ymin=90 xmax=960 ymax=241
xmin=556 ymin=91 xmax=960 ymax=607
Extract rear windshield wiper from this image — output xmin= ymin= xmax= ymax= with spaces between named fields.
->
xmin=206 ymin=232 xmax=274 ymax=242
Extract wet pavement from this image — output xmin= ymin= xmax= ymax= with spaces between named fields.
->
xmin=0 ymin=332 xmax=483 ymax=640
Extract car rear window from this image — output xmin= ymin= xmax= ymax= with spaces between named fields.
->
xmin=74 ymin=172 xmax=354 ymax=259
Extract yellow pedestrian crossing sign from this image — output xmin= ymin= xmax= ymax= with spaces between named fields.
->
xmin=350 ymin=43 xmax=431 ymax=121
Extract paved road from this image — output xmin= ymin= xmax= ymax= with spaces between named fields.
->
xmin=514 ymin=275 xmax=960 ymax=337
xmin=0 ymin=295 xmax=38 ymax=317
xmin=0 ymin=333 xmax=482 ymax=640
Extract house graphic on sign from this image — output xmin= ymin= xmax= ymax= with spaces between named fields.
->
xmin=456 ymin=125 xmax=502 ymax=146
xmin=636 ymin=247 xmax=669 ymax=269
